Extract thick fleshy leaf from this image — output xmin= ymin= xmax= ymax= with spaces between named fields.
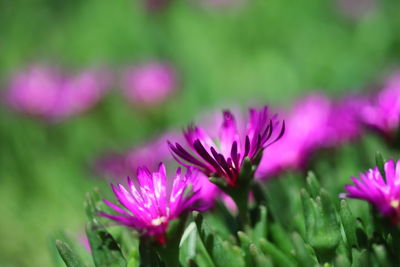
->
xmin=339 ymin=200 xmax=357 ymax=249
xmin=252 ymin=205 xmax=268 ymax=241
xmin=373 ymin=244 xmax=390 ymax=266
xmin=305 ymin=171 xmax=320 ymax=198
xmin=179 ymin=222 xmax=198 ymax=265
xmin=351 ymin=249 xmax=368 ymax=267
xmin=291 ymin=232 xmax=318 ymax=266
xmin=334 ymin=254 xmax=351 ymax=267
xmin=85 ymin=189 xmax=101 ymax=220
xmin=269 ymin=223 xmax=293 ymax=254
xmin=301 ymin=188 xmax=341 ymax=263
xmin=249 ymin=244 xmax=273 ymax=267
xmin=238 ymin=231 xmax=254 ymax=266
xmin=375 ymin=151 xmax=386 ymax=182
xmin=138 ymin=237 xmax=161 ymax=267
xmin=86 ymin=220 xmax=126 ymax=267
xmin=194 ymin=212 xmax=245 ymax=267
xmin=55 ymin=240 xmax=86 ymax=267
xmin=259 ymin=238 xmax=296 ymax=267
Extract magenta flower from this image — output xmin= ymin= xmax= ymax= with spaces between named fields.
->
xmin=342 ymin=159 xmax=400 ymax=224
xmin=121 ymin=62 xmax=177 ymax=107
xmin=100 ymin=164 xmax=212 ymax=244
xmin=256 ymin=94 xmax=366 ymax=179
xmin=145 ymin=0 xmax=170 ymax=11
xmin=5 ymin=65 xmax=110 ymax=121
xmin=325 ymin=95 xmax=366 ymax=146
xmin=256 ymin=95 xmax=331 ymax=178
xmin=362 ymin=73 xmax=400 ymax=139
xmin=169 ymin=106 xmax=285 ymax=186
xmin=336 ymin=0 xmax=375 ymax=19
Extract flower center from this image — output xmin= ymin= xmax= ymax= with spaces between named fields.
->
xmin=390 ymin=200 xmax=400 ymax=209
xmin=151 ymin=216 xmax=167 ymax=226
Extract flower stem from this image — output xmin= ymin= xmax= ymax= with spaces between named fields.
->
xmin=231 ymin=187 xmax=251 ymax=232
xmin=157 ymin=244 xmax=180 ymax=267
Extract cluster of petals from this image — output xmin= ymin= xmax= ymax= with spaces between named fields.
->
xmin=361 ymin=73 xmax=400 ymax=138
xmin=100 ymin=164 xmax=212 ymax=243
xmin=5 ymin=65 xmax=110 ymax=121
xmin=121 ymin=62 xmax=177 ymax=107
xmin=256 ymin=94 xmax=364 ymax=179
xmin=342 ymin=159 xmax=400 ymax=223
xmin=168 ymin=106 xmax=285 ymax=186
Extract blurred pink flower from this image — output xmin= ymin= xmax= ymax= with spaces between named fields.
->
xmin=145 ymin=0 xmax=170 ymax=11
xmin=325 ymin=95 xmax=366 ymax=146
xmin=336 ymin=0 xmax=376 ymax=19
xmin=95 ymin=131 xmax=182 ymax=180
xmin=121 ymin=62 xmax=177 ymax=107
xmin=5 ymin=65 xmax=110 ymax=121
xmin=256 ymin=94 xmax=331 ymax=179
xmin=361 ymin=73 xmax=400 ymax=139
xmin=256 ymin=93 xmax=367 ymax=179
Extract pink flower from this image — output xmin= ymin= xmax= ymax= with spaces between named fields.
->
xmin=95 ymin=131 xmax=182 ymax=180
xmin=169 ymin=106 xmax=285 ymax=186
xmin=325 ymin=95 xmax=366 ymax=146
xmin=361 ymin=73 xmax=400 ymax=139
xmin=257 ymin=94 xmax=366 ymax=179
xmin=336 ymin=0 xmax=376 ymax=19
xmin=5 ymin=65 xmax=110 ymax=121
xmin=342 ymin=159 xmax=400 ymax=224
xmin=256 ymin=95 xmax=331 ymax=178
xmin=121 ymin=62 xmax=177 ymax=107
xmin=100 ymin=164 xmax=213 ymax=243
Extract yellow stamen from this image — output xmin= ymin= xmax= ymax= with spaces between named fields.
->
xmin=391 ymin=200 xmax=399 ymax=209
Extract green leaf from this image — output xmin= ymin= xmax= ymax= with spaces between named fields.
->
xmin=375 ymin=151 xmax=386 ymax=183
xmin=55 ymin=240 xmax=86 ymax=267
xmin=238 ymin=231 xmax=254 ymax=266
xmin=259 ymin=238 xmax=296 ymax=267
xmin=301 ymin=188 xmax=341 ymax=263
xmin=372 ymin=244 xmax=390 ymax=266
xmin=138 ymin=237 xmax=161 ymax=267
xmin=291 ymin=232 xmax=318 ymax=266
xmin=334 ymin=254 xmax=351 ymax=267
xmin=249 ymin=244 xmax=273 ymax=267
xmin=269 ymin=223 xmax=293 ymax=254
xmin=252 ymin=205 xmax=268 ymax=241
xmin=305 ymin=171 xmax=320 ymax=198
xmin=339 ymin=200 xmax=357 ymax=248
xmin=351 ymin=249 xmax=368 ymax=267
xmin=194 ymin=212 xmax=245 ymax=267
xmin=84 ymin=189 xmax=101 ymax=221
xmin=180 ymin=222 xmax=198 ymax=265
xmin=300 ymin=189 xmax=315 ymax=238
xmin=86 ymin=220 xmax=126 ymax=267
xmin=209 ymin=177 xmax=228 ymax=190
xmin=355 ymin=219 xmax=369 ymax=248
xmin=239 ymin=157 xmax=254 ymax=184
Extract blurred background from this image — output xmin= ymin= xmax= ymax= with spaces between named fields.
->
xmin=1 ymin=0 xmax=400 ymax=265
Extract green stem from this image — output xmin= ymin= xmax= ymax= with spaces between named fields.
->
xmin=157 ymin=244 xmax=181 ymax=267
xmin=231 ymin=187 xmax=251 ymax=232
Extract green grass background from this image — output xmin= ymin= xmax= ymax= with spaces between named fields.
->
xmin=1 ymin=0 xmax=400 ymax=265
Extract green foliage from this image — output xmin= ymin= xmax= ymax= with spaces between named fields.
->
xmin=55 ymin=240 xmax=86 ymax=267
xmin=2 ymin=0 xmax=400 ymax=266
xmin=85 ymin=220 xmax=126 ymax=267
